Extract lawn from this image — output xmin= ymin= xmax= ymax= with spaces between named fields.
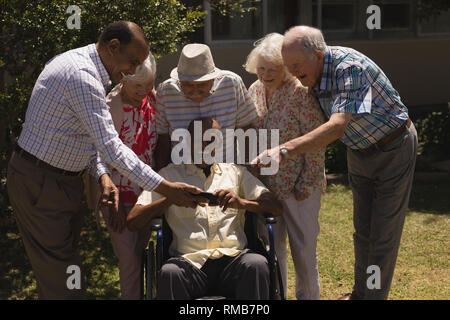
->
xmin=295 ymin=181 xmax=450 ymax=300
xmin=1 ymin=180 xmax=449 ymax=300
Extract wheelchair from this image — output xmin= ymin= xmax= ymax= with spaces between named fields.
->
xmin=141 ymin=211 xmax=285 ymax=300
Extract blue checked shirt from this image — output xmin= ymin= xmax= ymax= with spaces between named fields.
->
xmin=312 ymin=46 xmax=409 ymax=150
xmin=17 ymin=44 xmax=163 ymax=191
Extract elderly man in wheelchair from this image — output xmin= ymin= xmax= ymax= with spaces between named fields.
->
xmin=127 ymin=117 xmax=283 ymax=300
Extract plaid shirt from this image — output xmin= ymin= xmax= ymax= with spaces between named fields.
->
xmin=312 ymin=46 xmax=409 ymax=150
xmin=18 ymin=44 xmax=163 ymax=191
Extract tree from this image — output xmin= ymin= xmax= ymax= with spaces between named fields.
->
xmin=0 ymin=0 xmax=256 ymax=217
xmin=0 ymin=1 xmax=203 ymax=162
xmin=208 ymin=0 xmax=260 ymax=17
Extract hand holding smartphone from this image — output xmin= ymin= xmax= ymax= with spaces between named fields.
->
xmin=191 ymin=192 xmax=219 ymax=206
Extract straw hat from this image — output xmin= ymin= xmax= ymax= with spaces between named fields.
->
xmin=170 ymin=43 xmax=221 ymax=81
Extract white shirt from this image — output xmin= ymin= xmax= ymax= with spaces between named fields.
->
xmin=17 ymin=44 xmax=162 ymax=191
xmin=136 ymin=163 xmax=270 ymax=269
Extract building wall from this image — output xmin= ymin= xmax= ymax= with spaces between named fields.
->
xmin=155 ymin=36 xmax=450 ymax=108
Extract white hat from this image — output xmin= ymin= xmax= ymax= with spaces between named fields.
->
xmin=170 ymin=43 xmax=221 ymax=81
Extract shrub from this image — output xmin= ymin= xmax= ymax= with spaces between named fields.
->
xmin=325 ymin=140 xmax=348 ymax=174
xmin=414 ymin=104 xmax=450 ymax=159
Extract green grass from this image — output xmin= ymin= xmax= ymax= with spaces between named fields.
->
xmin=1 ymin=181 xmax=449 ymax=300
xmin=287 ymin=182 xmax=450 ymax=300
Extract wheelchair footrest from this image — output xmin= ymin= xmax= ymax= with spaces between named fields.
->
xmin=195 ymin=296 xmax=227 ymax=300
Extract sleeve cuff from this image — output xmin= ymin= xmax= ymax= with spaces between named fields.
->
xmin=89 ymin=155 xmax=110 ymax=182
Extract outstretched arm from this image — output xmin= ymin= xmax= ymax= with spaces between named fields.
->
xmin=251 ymin=112 xmax=352 ymax=167
xmin=284 ymin=112 xmax=352 ymax=156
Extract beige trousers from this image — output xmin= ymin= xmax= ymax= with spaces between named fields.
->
xmin=262 ymin=188 xmax=322 ymax=300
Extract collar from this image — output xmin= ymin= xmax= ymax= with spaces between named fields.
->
xmin=89 ymin=43 xmax=112 ymax=89
xmin=185 ymin=163 xmax=223 ymax=177
xmin=315 ymin=46 xmax=333 ymax=93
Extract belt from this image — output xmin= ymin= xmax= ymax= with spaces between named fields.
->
xmin=14 ymin=145 xmax=84 ymax=177
xmin=359 ymin=118 xmax=412 ymax=154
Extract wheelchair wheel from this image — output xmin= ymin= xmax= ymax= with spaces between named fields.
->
xmin=273 ymin=255 xmax=285 ymax=300
xmin=145 ymin=241 xmax=155 ymax=300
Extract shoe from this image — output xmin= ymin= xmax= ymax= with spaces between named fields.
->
xmin=337 ymin=292 xmax=362 ymax=300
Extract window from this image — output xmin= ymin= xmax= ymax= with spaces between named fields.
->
xmin=370 ymin=1 xmax=415 ymax=39
xmin=420 ymin=8 xmax=450 ymax=35
xmin=375 ymin=1 xmax=412 ymax=30
xmin=203 ymin=0 xmax=450 ymax=43
xmin=210 ymin=1 xmax=263 ymax=41
xmin=312 ymin=0 xmax=356 ymax=31
xmin=206 ymin=0 xmax=303 ymax=43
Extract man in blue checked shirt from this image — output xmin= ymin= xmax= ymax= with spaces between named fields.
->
xmin=252 ymin=26 xmax=417 ymax=300
xmin=7 ymin=21 xmax=208 ymax=299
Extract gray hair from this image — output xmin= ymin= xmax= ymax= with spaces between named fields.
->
xmin=284 ymin=26 xmax=326 ymax=58
xmin=244 ymin=33 xmax=286 ymax=74
xmin=122 ymin=52 xmax=156 ymax=83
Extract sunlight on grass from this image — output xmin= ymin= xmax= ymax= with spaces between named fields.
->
xmin=285 ymin=183 xmax=450 ymax=300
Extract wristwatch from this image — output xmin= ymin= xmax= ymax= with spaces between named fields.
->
xmin=279 ymin=145 xmax=289 ymax=158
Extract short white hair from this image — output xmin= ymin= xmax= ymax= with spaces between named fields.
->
xmin=284 ymin=26 xmax=327 ymax=58
xmin=244 ymin=33 xmax=286 ymax=74
xmin=122 ymin=52 xmax=156 ymax=83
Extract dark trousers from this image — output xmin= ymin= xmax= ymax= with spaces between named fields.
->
xmin=157 ymin=250 xmax=270 ymax=300
xmin=7 ymin=152 xmax=86 ymax=299
xmin=347 ymin=123 xmax=418 ymax=299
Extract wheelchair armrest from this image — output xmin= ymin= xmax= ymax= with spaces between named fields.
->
xmin=265 ymin=216 xmax=277 ymax=224
xmin=150 ymin=218 xmax=162 ymax=231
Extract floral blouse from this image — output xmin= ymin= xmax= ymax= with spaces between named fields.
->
xmin=108 ymin=89 xmax=158 ymax=205
xmin=248 ymin=77 xmax=326 ymax=200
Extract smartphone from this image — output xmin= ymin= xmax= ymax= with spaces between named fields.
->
xmin=192 ymin=192 xmax=219 ymax=205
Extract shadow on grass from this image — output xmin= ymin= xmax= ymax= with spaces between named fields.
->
xmin=408 ymin=181 xmax=450 ymax=215
xmin=0 ymin=224 xmax=37 ymax=300
xmin=0 ymin=202 xmax=120 ymax=300
xmin=326 ymin=176 xmax=450 ymax=216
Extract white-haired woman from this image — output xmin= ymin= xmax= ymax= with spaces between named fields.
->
xmin=86 ymin=53 xmax=158 ymax=299
xmin=245 ymin=33 xmax=326 ymax=300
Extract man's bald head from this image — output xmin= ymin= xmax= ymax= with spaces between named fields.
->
xmin=99 ymin=21 xmax=148 ymax=49
xmin=96 ymin=21 xmax=150 ymax=84
xmin=281 ymin=25 xmax=326 ymax=88
xmin=283 ymin=25 xmax=326 ymax=58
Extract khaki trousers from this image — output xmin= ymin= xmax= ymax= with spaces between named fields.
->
xmin=7 ymin=152 xmax=85 ymax=299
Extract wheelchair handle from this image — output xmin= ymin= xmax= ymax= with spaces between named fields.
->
xmin=150 ymin=218 xmax=162 ymax=231
xmin=265 ymin=216 xmax=277 ymax=224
